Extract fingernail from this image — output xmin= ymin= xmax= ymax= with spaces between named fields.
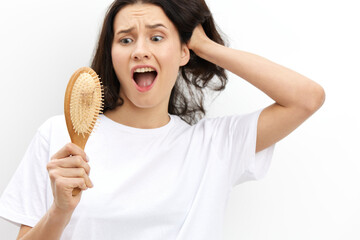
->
xmin=86 ymin=155 xmax=90 ymax=162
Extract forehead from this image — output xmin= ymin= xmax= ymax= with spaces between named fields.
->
xmin=114 ymin=3 xmax=173 ymax=29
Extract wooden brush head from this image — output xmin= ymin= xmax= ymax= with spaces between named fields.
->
xmin=64 ymin=67 xmax=104 ymax=150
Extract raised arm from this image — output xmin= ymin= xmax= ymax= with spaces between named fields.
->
xmin=188 ymin=25 xmax=325 ymax=152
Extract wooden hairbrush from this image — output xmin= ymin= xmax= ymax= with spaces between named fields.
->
xmin=64 ymin=67 xmax=104 ymax=195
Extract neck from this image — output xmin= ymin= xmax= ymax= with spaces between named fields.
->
xmin=104 ymin=104 xmax=170 ymax=129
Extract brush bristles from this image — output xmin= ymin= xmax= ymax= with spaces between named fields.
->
xmin=70 ymin=71 xmax=104 ymax=136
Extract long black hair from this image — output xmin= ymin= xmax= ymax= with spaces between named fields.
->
xmin=91 ymin=0 xmax=228 ymax=125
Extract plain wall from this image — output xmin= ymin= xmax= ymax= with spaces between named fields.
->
xmin=1 ymin=0 xmax=359 ymax=239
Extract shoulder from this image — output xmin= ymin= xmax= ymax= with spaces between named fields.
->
xmin=189 ymin=109 xmax=263 ymax=137
xmin=199 ymin=109 xmax=262 ymax=127
xmin=37 ymin=114 xmax=67 ymax=141
xmin=170 ymin=114 xmax=191 ymax=128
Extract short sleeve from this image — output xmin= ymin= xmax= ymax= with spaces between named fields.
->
xmin=229 ymin=109 xmax=275 ymax=186
xmin=207 ymin=109 xmax=275 ymax=187
xmin=0 ymin=129 xmax=50 ymax=227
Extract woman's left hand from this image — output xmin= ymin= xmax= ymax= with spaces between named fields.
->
xmin=187 ymin=24 xmax=211 ymax=56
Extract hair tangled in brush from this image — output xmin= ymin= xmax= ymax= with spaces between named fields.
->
xmin=91 ymin=0 xmax=228 ymax=125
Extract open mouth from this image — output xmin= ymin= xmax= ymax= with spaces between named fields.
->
xmin=133 ymin=67 xmax=158 ymax=90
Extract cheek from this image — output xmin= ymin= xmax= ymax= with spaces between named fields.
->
xmin=110 ymin=50 xmax=127 ymax=89
xmin=162 ymin=44 xmax=181 ymax=63
xmin=157 ymin=37 xmax=182 ymax=60
xmin=111 ymin=47 xmax=129 ymax=77
xmin=111 ymin=48 xmax=122 ymax=66
xmin=111 ymin=43 xmax=130 ymax=62
xmin=156 ymin=43 xmax=182 ymax=77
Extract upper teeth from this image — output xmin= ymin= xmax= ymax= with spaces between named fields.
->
xmin=134 ymin=67 xmax=156 ymax=73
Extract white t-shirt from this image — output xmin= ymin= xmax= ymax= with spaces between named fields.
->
xmin=0 ymin=109 xmax=274 ymax=240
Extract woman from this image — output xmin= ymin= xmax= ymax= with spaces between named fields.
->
xmin=0 ymin=0 xmax=325 ymax=239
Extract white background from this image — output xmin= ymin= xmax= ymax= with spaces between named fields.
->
xmin=0 ymin=0 xmax=359 ymax=239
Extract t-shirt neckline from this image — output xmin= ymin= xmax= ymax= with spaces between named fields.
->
xmin=100 ymin=114 xmax=175 ymax=135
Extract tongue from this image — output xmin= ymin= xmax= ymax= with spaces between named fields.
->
xmin=134 ymin=72 xmax=156 ymax=88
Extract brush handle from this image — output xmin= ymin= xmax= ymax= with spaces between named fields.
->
xmin=72 ymin=187 xmax=82 ymax=196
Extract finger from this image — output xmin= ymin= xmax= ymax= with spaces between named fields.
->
xmin=55 ymin=177 xmax=88 ymax=192
xmin=68 ymin=178 xmax=88 ymax=191
xmin=71 ymin=178 xmax=88 ymax=191
xmin=51 ymin=143 xmax=87 ymax=162
xmin=49 ymin=155 xmax=90 ymax=175
xmin=56 ymin=168 xmax=93 ymax=188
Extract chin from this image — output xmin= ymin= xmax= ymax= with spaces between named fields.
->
xmin=131 ymin=99 xmax=159 ymax=109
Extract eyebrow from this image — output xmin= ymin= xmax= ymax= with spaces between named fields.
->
xmin=116 ymin=23 xmax=167 ymax=35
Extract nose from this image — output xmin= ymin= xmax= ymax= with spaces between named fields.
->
xmin=131 ymin=39 xmax=151 ymax=61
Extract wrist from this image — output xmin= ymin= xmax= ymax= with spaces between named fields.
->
xmin=193 ymin=39 xmax=224 ymax=64
xmin=47 ymin=203 xmax=74 ymax=228
xmin=191 ymin=37 xmax=214 ymax=58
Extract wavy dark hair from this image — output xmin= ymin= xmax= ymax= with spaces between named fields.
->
xmin=91 ymin=0 xmax=228 ymax=125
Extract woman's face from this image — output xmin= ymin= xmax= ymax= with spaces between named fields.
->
xmin=111 ymin=3 xmax=190 ymax=112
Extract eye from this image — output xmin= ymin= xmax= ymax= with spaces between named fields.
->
xmin=120 ymin=38 xmax=133 ymax=44
xmin=151 ymin=35 xmax=163 ymax=42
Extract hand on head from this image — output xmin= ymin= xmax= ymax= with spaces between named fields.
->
xmin=187 ymin=24 xmax=210 ymax=54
